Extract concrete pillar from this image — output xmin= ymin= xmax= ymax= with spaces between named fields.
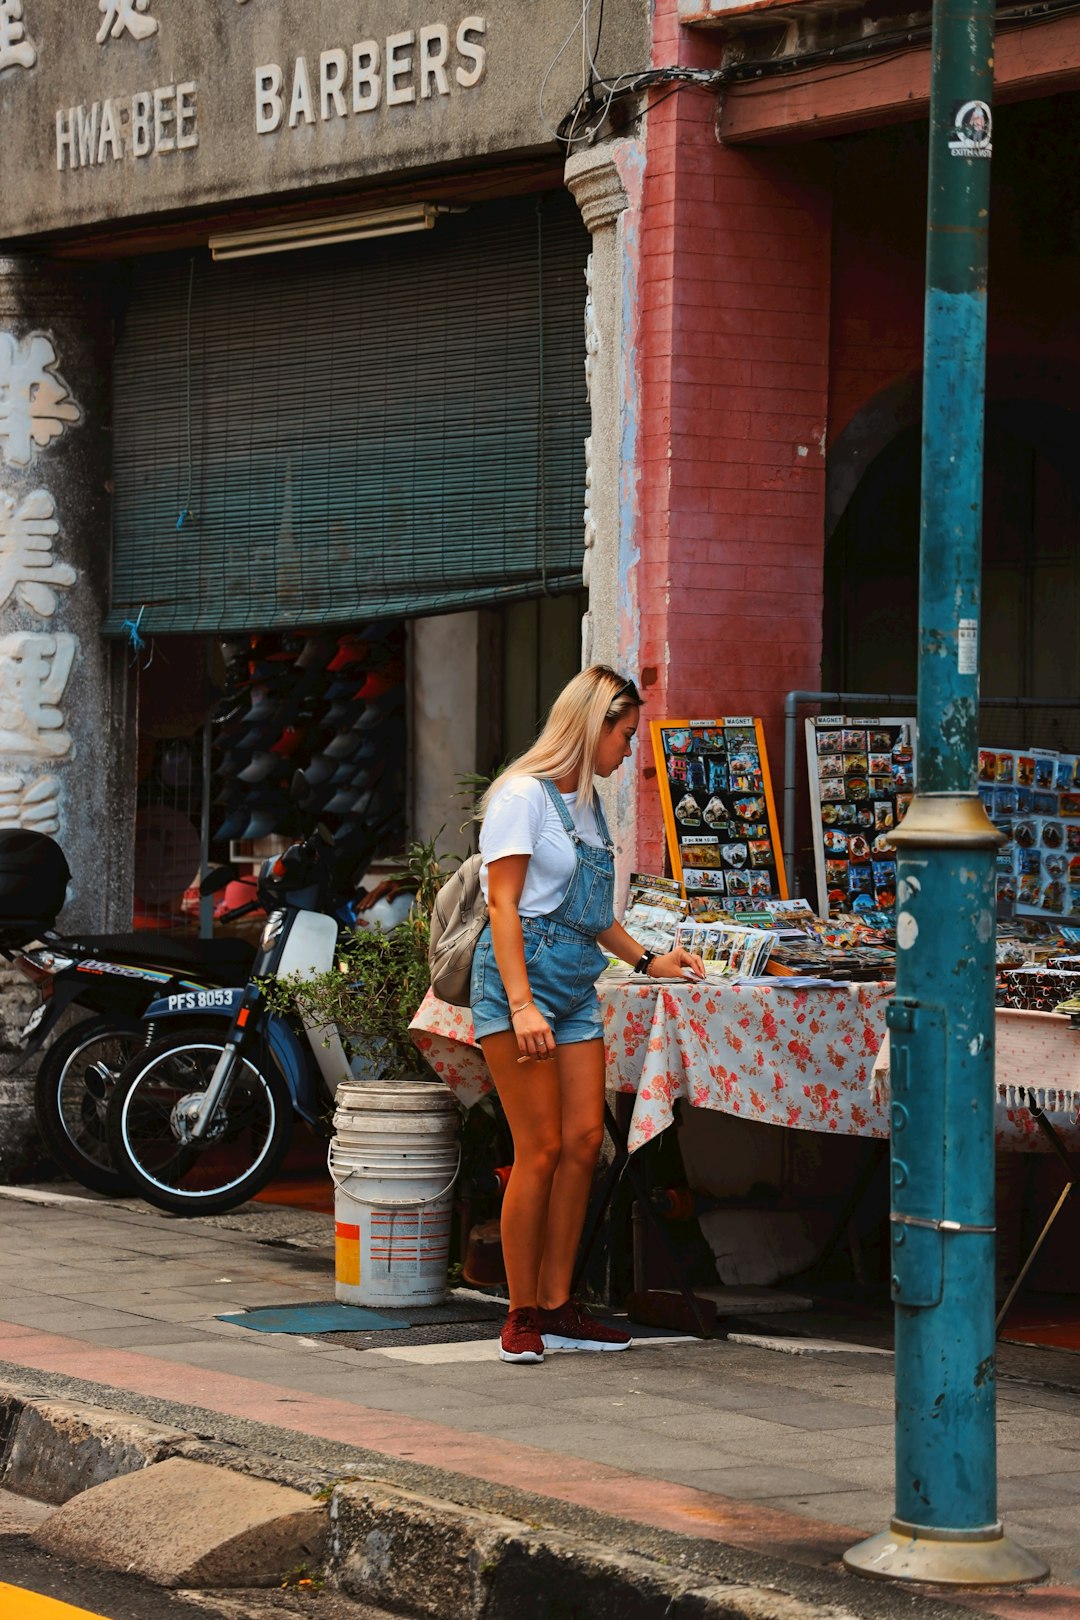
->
xmin=0 ymin=257 xmax=134 ymax=1175
xmin=409 ymin=612 xmax=479 ymax=863
xmin=565 ymin=142 xmax=642 ymax=903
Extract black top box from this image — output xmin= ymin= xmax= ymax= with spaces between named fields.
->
xmin=0 ymin=831 xmax=71 ymax=928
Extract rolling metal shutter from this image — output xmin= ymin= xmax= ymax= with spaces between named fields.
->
xmin=107 ymin=193 xmax=590 ymax=635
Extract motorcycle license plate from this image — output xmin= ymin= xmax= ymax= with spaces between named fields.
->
xmin=20 ymin=1004 xmax=47 ymax=1041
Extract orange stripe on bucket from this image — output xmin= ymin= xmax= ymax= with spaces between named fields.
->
xmin=335 ymin=1221 xmax=360 ymax=1287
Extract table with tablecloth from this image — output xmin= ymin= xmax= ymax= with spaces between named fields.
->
xmin=409 ymin=975 xmax=1080 ymax=1151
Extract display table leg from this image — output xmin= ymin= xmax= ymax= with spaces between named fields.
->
xmin=813 ymin=1139 xmax=889 ymax=1277
xmin=573 ymin=1099 xmax=712 ymax=1337
xmin=995 ymin=1090 xmax=1078 ymax=1335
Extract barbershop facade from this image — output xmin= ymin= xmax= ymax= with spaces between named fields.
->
xmin=0 ymin=0 xmax=653 ymax=997
xmin=2 ymin=0 xmax=1078 ymax=974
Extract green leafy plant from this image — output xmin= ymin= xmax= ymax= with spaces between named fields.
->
xmin=260 ymin=835 xmax=458 ymax=1085
xmin=455 ymin=765 xmax=505 ymax=836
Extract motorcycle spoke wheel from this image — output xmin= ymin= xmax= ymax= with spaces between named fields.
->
xmin=34 ymin=1018 xmax=145 ymax=1195
xmin=107 ymin=1027 xmax=293 ymax=1216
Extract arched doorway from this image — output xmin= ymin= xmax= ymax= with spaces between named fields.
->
xmin=824 ymin=400 xmax=1080 ymax=750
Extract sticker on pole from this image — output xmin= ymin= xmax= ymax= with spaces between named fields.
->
xmin=958 ymin=618 xmax=978 ymax=675
xmin=948 ymin=101 xmax=992 ymax=158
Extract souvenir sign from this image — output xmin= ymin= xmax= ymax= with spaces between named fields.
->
xmin=651 ymin=717 xmax=787 ymax=908
xmin=978 ymin=746 xmax=1080 ymax=919
xmin=805 ymin=715 xmax=916 ymax=917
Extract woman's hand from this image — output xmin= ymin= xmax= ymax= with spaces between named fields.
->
xmin=647 ymin=947 xmax=706 ymax=981
xmin=511 ymin=1002 xmax=557 ymax=1062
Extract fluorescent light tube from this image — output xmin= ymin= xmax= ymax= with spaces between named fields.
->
xmin=209 ymin=203 xmax=443 ymax=261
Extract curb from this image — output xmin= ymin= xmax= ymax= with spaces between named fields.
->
xmin=0 ymin=1378 xmax=861 ymax=1619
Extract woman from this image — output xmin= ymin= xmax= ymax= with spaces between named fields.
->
xmin=471 ymin=665 xmax=705 ymax=1364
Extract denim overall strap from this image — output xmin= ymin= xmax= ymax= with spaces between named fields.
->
xmin=539 ymin=778 xmax=613 ymax=853
xmin=537 ymin=779 xmax=616 ymax=937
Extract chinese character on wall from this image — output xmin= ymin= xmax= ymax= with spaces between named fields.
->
xmin=0 ymin=1 xmax=37 ymax=72
xmin=97 ymin=0 xmax=158 ymax=45
xmin=0 ymin=490 xmax=76 ymax=618
xmin=0 ymin=333 xmax=82 ymax=470
xmin=0 ymin=633 xmax=76 ymax=759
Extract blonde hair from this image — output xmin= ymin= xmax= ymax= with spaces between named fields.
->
xmin=480 ymin=664 xmax=642 ymax=815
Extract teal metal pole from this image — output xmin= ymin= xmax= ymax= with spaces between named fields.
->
xmin=843 ymin=0 xmax=1048 ymax=1588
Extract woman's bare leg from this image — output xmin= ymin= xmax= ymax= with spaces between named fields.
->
xmin=536 ymin=1038 xmax=605 ymax=1311
xmin=479 ymin=1031 xmax=562 ymax=1312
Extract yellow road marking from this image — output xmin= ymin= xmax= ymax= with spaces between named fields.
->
xmin=0 ymin=1584 xmax=111 ymax=1619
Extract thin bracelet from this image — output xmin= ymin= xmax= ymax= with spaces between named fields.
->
xmin=510 ymin=1000 xmax=534 ymax=1019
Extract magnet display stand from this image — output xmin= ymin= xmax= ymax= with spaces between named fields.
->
xmin=977 ymin=745 xmax=1080 ymax=920
xmin=805 ymin=715 xmax=916 ymax=918
xmin=651 ymin=717 xmax=787 ymax=907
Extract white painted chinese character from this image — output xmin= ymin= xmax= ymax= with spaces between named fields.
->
xmin=0 ymin=632 xmax=76 ymax=758
xmin=0 ymin=333 xmax=82 ymax=470
xmin=0 ymin=1 xmax=36 ymax=73
xmin=0 ymin=771 xmax=61 ymax=834
xmin=97 ymin=0 xmax=158 ymax=44
xmin=0 ymin=490 xmax=76 ymax=617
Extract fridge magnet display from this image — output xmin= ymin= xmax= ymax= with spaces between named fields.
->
xmin=978 ymin=745 xmax=1080 ymax=919
xmin=806 ymin=715 xmax=916 ymax=917
xmin=651 ymin=717 xmax=787 ymax=909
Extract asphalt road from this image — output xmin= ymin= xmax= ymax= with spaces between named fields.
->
xmin=0 ymin=1490 xmax=396 ymax=1620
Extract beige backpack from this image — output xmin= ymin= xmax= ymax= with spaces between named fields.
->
xmin=428 ymin=853 xmax=488 ymax=1007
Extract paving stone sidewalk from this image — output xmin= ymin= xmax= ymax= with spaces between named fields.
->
xmin=0 ymin=1184 xmax=1077 ymax=1618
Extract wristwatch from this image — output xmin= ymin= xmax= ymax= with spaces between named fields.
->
xmin=634 ymin=951 xmax=656 ymax=976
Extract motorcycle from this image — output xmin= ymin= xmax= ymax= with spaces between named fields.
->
xmin=0 ymin=833 xmax=258 ymax=1196
xmin=105 ymin=819 xmax=363 ymax=1216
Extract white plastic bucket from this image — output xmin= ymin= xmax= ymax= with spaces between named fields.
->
xmin=329 ymin=1080 xmax=460 ymax=1308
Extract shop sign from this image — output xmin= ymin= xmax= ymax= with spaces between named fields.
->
xmin=0 ymin=2 xmax=647 ymax=241
xmin=254 ymin=20 xmax=486 ymax=135
xmin=56 ymin=81 xmax=199 ymax=170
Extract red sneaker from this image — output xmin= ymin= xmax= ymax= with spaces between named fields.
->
xmin=499 ymin=1307 xmax=544 ymax=1363
xmin=538 ymin=1301 xmax=632 ymax=1352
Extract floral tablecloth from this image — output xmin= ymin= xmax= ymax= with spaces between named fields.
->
xmin=410 ymin=976 xmax=1080 ymax=1153
xmin=410 ymin=975 xmax=892 ymax=1151
xmin=874 ymin=1008 xmax=1080 ymax=1149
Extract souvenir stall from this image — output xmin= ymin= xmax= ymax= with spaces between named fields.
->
xmin=410 ymin=710 xmax=1080 ymax=1322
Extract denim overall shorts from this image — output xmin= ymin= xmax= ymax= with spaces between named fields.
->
xmin=471 ymin=779 xmax=615 ymax=1047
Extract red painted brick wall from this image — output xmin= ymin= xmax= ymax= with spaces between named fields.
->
xmin=634 ymin=5 xmax=833 ymax=873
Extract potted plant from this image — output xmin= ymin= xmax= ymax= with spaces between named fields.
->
xmin=259 ymin=833 xmax=453 ymax=1086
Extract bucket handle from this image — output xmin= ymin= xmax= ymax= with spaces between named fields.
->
xmin=327 ymin=1141 xmax=462 ymax=1208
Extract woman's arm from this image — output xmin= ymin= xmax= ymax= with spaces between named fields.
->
xmin=486 ymin=855 xmax=556 ymax=1061
xmin=597 ymin=919 xmax=705 ymax=981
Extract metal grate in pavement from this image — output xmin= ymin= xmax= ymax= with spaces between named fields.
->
xmin=258 ymin=1293 xmax=507 ymax=1349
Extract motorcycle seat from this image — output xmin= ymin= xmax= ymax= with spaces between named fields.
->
xmin=63 ymin=933 xmax=255 ymax=975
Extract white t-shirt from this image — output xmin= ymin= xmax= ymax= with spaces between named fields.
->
xmin=479 ymin=776 xmax=605 ymax=916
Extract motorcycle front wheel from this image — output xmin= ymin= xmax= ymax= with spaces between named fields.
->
xmin=34 ymin=1016 xmax=146 ymax=1196
xmin=106 ymin=1026 xmax=294 ymax=1216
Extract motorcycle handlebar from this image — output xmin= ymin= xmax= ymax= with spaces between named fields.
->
xmin=216 ymin=901 xmax=260 ymax=923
